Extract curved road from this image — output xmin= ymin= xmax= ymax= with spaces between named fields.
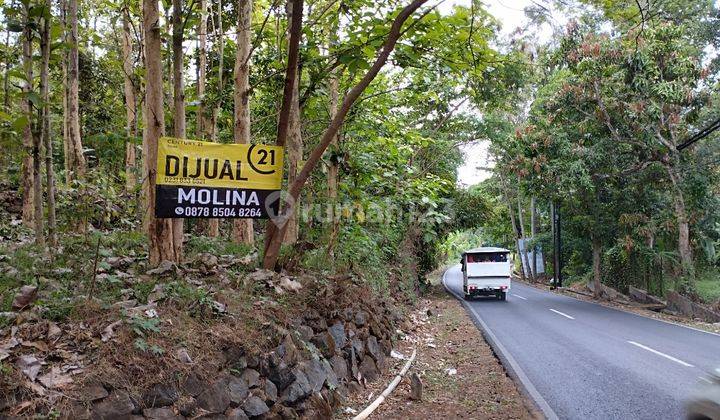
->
xmin=443 ymin=265 xmax=720 ymax=420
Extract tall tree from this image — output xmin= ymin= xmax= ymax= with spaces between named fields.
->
xmin=172 ymin=0 xmax=186 ymax=260
xmin=121 ymin=7 xmax=137 ymax=192
xmin=196 ymin=0 xmax=207 ymax=139
xmin=20 ymin=1 xmax=35 ymax=230
xmin=262 ymin=0 xmax=430 ymax=269
xmin=144 ymin=0 xmax=182 ymax=264
xmin=66 ymin=0 xmax=86 ymax=181
xmin=283 ymin=0 xmax=302 ymax=245
xmin=231 ymin=0 xmax=254 ymax=245
xmin=207 ymin=0 xmax=223 ymax=238
xmin=40 ymin=0 xmax=56 ymax=248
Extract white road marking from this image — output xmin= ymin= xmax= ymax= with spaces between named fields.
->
xmin=699 ymin=376 xmax=712 ymax=384
xmin=550 ymin=309 xmax=575 ymax=319
xmin=512 ymin=294 xmax=527 ymax=300
xmin=627 ymin=341 xmax=695 ymax=368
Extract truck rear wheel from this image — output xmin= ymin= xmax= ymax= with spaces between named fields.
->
xmin=499 ymin=291 xmax=507 ymax=301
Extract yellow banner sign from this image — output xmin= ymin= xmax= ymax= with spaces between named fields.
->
xmin=155 ymin=137 xmax=284 ymax=219
xmin=156 ymin=137 xmax=284 ymax=189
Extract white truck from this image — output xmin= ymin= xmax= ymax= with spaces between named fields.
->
xmin=460 ymin=247 xmax=512 ymax=301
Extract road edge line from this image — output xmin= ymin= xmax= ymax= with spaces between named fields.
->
xmin=442 ymin=268 xmax=559 ymax=420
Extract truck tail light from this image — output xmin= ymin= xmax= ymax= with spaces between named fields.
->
xmin=500 ymin=286 xmax=508 ymax=290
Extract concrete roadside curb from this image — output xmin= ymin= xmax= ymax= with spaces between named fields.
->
xmin=442 ymin=267 xmax=559 ymax=420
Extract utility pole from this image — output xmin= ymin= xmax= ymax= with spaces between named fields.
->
xmin=551 ymin=201 xmax=562 ymax=288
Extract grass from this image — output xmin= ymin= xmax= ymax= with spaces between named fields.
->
xmin=695 ymin=268 xmax=720 ymax=303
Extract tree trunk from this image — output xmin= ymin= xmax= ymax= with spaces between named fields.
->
xmin=67 ymin=0 xmax=86 ymax=181
xmin=231 ymin=0 xmax=254 ymax=245
xmin=61 ymin=0 xmax=70 ymax=184
xmin=144 ymin=0 xmax=182 ymax=265
xmin=665 ymin=163 xmax=693 ymax=276
xmin=262 ymin=0 xmax=303 ymax=259
xmin=516 ymin=190 xmax=533 ymax=282
xmin=121 ymin=11 xmax=137 ymax=192
xmin=283 ymin=0 xmax=302 ymax=245
xmin=21 ymin=3 xmax=34 ymax=229
xmin=530 ymin=196 xmax=537 ymax=278
xmin=262 ymin=0 xmax=429 ymax=269
xmin=172 ymin=0 xmax=186 ymax=260
xmin=207 ymin=0 xmax=223 ymax=238
xmin=325 ymin=60 xmax=340 ymax=257
xmin=592 ymin=235 xmax=602 ymax=298
xmin=197 ymin=0 xmax=207 ymax=138
xmin=3 ymin=26 xmax=9 ymax=112
xmin=40 ymin=2 xmax=56 ymax=248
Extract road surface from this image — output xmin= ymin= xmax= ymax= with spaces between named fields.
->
xmin=443 ymin=265 xmax=720 ymax=420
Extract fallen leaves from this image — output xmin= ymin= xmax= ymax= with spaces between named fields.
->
xmin=12 ymin=285 xmax=38 ymax=310
xmin=17 ymin=354 xmax=42 ymax=381
xmin=101 ymin=320 xmax=122 ymax=343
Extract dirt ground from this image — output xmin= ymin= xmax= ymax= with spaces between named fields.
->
xmin=338 ymin=282 xmax=540 ymax=420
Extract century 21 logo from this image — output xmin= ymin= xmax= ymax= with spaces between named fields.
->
xmin=247 ymin=145 xmax=278 ymax=175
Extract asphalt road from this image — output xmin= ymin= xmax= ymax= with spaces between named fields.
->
xmin=443 ymin=265 xmax=720 ymax=420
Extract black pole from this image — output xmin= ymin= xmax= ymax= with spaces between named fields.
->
xmin=552 ymin=201 xmax=562 ymax=288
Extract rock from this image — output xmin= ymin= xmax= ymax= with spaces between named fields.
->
xmin=264 ymin=379 xmax=278 ymax=403
xmin=241 ymin=368 xmax=261 ymax=388
xmin=305 ymin=317 xmax=327 ymax=333
xmin=175 ymin=396 xmax=197 ymax=417
xmin=667 ymin=291 xmax=720 ymax=323
xmin=409 ymin=372 xmax=422 ymax=401
xmin=197 ymin=380 xmax=231 ymax=413
xmin=92 ymin=390 xmax=136 ymax=419
xmin=350 ymin=338 xmax=365 ymax=359
xmin=78 ymin=381 xmax=109 ymax=402
xmin=12 ymin=285 xmax=38 ymax=310
xmin=147 ymin=284 xmax=167 ymax=304
xmin=359 ymin=356 xmax=379 ymax=383
xmin=227 ymin=376 xmax=249 ymax=404
xmin=628 ymin=286 xmax=663 ymax=305
xmin=143 ymin=407 xmax=184 ymax=420
xmin=329 ymin=355 xmax=348 ymax=382
xmin=365 ymin=336 xmax=382 ymax=363
xmin=242 ymin=395 xmax=269 ymax=417
xmin=310 ymin=332 xmax=336 ymax=358
xmin=278 ymin=277 xmax=303 ymax=293
xmin=244 ymin=269 xmax=276 ymax=286
xmin=143 ymin=383 xmax=179 ymax=408
xmin=354 ymin=311 xmax=368 ymax=326
xmin=349 ymin=347 xmax=359 ymax=380
xmin=147 ymin=260 xmax=177 ymax=276
xmin=111 ymin=299 xmax=138 ymax=310
xmin=275 ymin=335 xmax=298 ymax=366
xmin=297 ymin=325 xmax=313 ymax=341
xmin=177 ymin=348 xmax=193 ymax=364
xmin=266 ymin=363 xmax=296 ymax=391
xmin=328 ymin=322 xmax=346 ymax=351
xmin=321 ymin=359 xmax=339 ymax=389
xmin=182 ymin=373 xmax=205 ymax=397
xmin=280 ymin=370 xmax=311 ymax=404
xmin=300 ymin=359 xmax=327 ymax=393
xmin=226 ymin=407 xmax=250 ymax=420
xmin=197 ymin=253 xmax=219 ymax=269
